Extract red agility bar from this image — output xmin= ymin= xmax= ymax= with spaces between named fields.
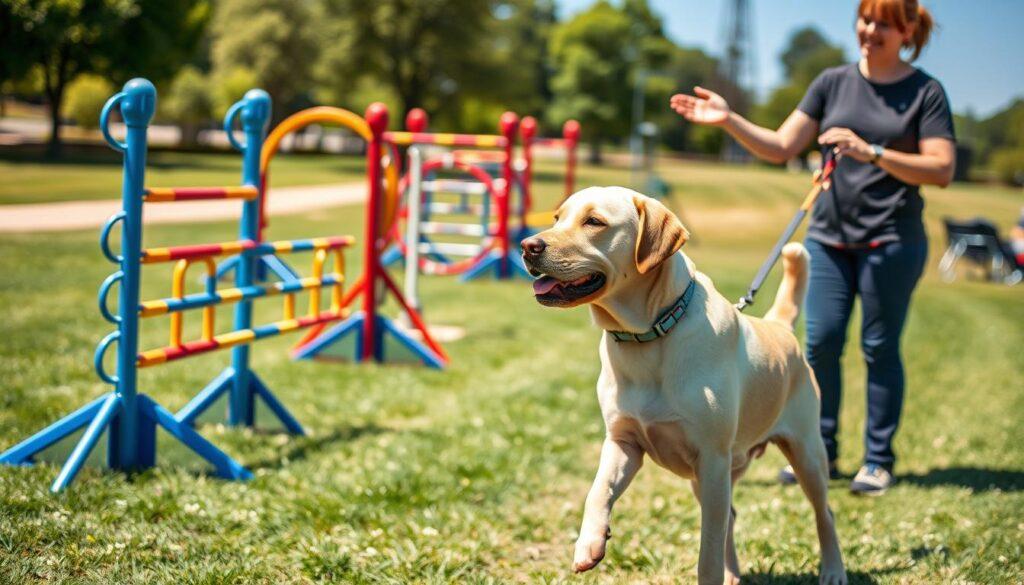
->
xmin=141 ymin=240 xmax=258 ymax=264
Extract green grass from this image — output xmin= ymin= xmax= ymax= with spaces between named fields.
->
xmin=0 ymin=150 xmax=368 ymax=205
xmin=1 ymin=159 xmax=1022 ymax=583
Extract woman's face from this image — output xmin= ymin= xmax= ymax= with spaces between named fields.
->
xmin=856 ymin=13 xmax=913 ymax=60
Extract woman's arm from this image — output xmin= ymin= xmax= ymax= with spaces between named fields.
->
xmin=818 ymin=127 xmax=956 ymax=187
xmin=670 ymin=88 xmax=818 ymax=164
xmin=722 ymin=109 xmax=819 ymax=164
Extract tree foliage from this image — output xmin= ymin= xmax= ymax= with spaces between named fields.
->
xmin=752 ymin=26 xmax=845 ymax=136
xmin=61 ymin=74 xmax=113 ymax=130
xmin=6 ymin=0 xmax=208 ymax=153
xmin=160 ymin=65 xmax=213 ymax=146
xmin=209 ymin=0 xmax=320 ymax=122
xmin=318 ymin=0 xmax=496 ymax=125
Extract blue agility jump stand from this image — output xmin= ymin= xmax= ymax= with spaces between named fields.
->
xmin=0 ymin=80 xmax=253 ymax=492
xmin=173 ymin=90 xmax=305 ymax=434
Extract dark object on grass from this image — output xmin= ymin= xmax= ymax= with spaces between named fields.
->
xmin=938 ymin=217 xmax=1022 ymax=285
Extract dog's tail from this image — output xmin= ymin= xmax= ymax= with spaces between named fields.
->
xmin=764 ymin=242 xmax=810 ymax=330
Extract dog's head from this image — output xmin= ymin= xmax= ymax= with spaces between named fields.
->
xmin=522 ymin=186 xmax=689 ymax=308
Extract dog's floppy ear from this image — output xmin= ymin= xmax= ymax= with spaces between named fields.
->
xmin=633 ymin=194 xmax=689 ymax=274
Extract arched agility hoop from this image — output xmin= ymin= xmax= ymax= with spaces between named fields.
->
xmin=260 ymin=107 xmax=402 ymax=241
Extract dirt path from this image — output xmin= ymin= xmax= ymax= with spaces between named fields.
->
xmin=0 ymin=182 xmax=366 ymax=233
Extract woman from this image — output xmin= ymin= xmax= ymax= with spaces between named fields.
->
xmin=670 ymin=0 xmax=955 ymax=495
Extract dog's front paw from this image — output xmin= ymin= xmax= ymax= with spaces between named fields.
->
xmin=819 ymin=564 xmax=847 ymax=585
xmin=572 ymin=528 xmax=610 ymax=573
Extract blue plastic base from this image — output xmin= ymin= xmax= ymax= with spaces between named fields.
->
xmin=175 ymin=368 xmax=305 ymax=434
xmin=292 ymin=311 xmax=445 ymax=369
xmin=514 ymin=225 xmax=537 ymax=243
xmin=461 ymin=249 xmax=533 ymax=281
xmin=0 ymin=392 xmax=251 ymax=492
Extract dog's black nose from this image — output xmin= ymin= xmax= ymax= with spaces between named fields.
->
xmin=521 ymin=237 xmax=546 ymax=256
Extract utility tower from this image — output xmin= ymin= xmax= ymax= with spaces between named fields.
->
xmin=720 ymin=0 xmax=758 ymax=160
xmin=721 ymin=0 xmax=758 ymax=96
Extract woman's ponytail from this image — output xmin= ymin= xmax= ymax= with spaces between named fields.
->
xmin=908 ymin=3 xmax=934 ymax=61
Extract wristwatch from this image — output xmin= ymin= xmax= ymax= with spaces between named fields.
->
xmin=869 ymin=144 xmax=884 ymax=165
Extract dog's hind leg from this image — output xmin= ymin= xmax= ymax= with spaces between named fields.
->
xmin=776 ymin=427 xmax=848 ymax=585
xmin=573 ymin=438 xmax=643 ymax=573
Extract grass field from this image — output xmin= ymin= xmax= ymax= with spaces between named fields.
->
xmin=0 ymin=150 xmax=368 ymax=205
xmin=0 ymin=159 xmax=1022 ymax=583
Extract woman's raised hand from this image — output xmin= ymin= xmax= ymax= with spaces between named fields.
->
xmin=669 ymin=87 xmax=731 ymax=126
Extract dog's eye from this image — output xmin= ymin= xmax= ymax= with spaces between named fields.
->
xmin=583 ymin=217 xmax=605 ymax=227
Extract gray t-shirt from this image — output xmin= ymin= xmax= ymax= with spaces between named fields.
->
xmin=797 ymin=63 xmax=955 ymax=246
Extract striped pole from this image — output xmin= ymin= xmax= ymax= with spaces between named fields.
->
xmin=404 ymin=147 xmax=424 ymax=314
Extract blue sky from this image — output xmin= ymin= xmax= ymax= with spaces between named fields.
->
xmin=558 ymin=0 xmax=1024 ymax=117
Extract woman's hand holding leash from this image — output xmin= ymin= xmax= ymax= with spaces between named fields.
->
xmin=818 ymin=127 xmax=874 ymax=163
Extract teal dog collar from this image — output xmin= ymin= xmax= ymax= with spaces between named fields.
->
xmin=608 ymin=279 xmax=697 ymax=343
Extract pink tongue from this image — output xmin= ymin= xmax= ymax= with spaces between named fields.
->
xmin=533 ymin=276 xmax=561 ymax=295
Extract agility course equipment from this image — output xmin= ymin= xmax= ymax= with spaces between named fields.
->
xmin=519 ymin=116 xmax=581 ymax=232
xmin=288 ymin=104 xmax=449 ymax=367
xmin=381 ymin=111 xmax=530 ymax=280
xmin=385 ymin=153 xmax=503 ymax=278
xmin=1 ymin=80 xmax=346 ymax=491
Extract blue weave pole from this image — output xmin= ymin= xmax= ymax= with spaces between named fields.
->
xmin=0 ymin=79 xmax=251 ymax=492
xmin=174 ymin=89 xmax=305 ymax=434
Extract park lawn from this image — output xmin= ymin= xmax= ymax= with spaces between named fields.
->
xmin=0 ymin=160 xmax=1022 ymax=584
xmin=0 ymin=150 xmax=368 ymax=205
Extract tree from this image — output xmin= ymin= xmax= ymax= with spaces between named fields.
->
xmin=548 ymin=0 xmax=675 ymax=161
xmin=160 ymin=66 xmax=213 ymax=146
xmin=0 ymin=3 xmax=35 ymax=117
xmin=317 ymin=0 xmax=496 ymax=124
xmin=752 ymin=26 xmax=845 ymax=140
xmin=484 ymin=0 xmax=558 ymax=125
xmin=7 ymin=0 xmax=209 ymax=155
xmin=62 ymin=74 xmax=114 ymax=130
xmin=209 ymin=0 xmax=320 ymax=123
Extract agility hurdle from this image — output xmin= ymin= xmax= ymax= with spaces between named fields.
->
xmin=286 ymin=104 xmax=449 ymax=367
xmin=382 ymin=110 xmax=529 ymax=280
xmin=0 ymin=81 xmax=329 ymax=490
xmin=519 ymin=116 xmax=581 ymax=234
xmin=389 ymin=151 xmax=503 ymax=279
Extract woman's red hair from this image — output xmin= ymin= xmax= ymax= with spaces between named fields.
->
xmin=858 ymin=0 xmax=935 ymax=61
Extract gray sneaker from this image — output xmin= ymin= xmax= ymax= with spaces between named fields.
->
xmin=778 ymin=462 xmax=839 ymax=485
xmin=849 ymin=464 xmax=894 ymax=496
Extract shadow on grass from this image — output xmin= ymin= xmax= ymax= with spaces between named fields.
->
xmin=743 ymin=567 xmax=900 ymax=584
xmin=246 ymin=423 xmax=389 ymax=471
xmin=899 ymin=466 xmax=1024 ymax=492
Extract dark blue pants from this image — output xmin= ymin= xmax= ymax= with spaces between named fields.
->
xmin=804 ymin=238 xmax=928 ymax=470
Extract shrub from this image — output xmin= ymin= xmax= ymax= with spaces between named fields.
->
xmin=990 ymin=147 xmax=1024 ymax=186
xmin=62 ymin=74 xmax=114 ymax=130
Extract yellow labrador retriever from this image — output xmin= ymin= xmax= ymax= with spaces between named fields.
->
xmin=521 ymin=187 xmax=846 ymax=585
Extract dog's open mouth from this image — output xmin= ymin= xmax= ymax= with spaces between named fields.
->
xmin=531 ymin=272 xmax=606 ymax=306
